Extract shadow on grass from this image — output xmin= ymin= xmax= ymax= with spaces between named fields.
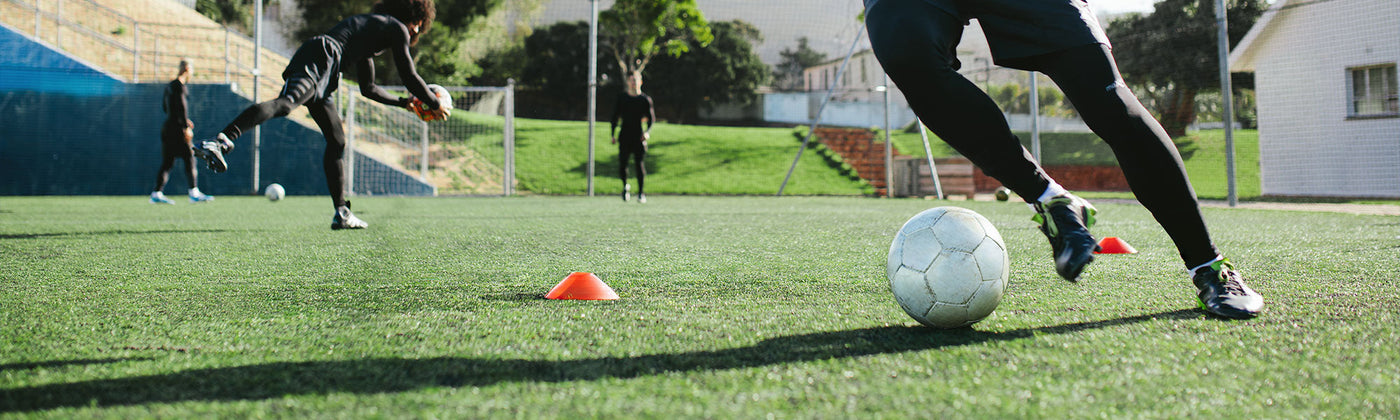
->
xmin=0 ymin=309 xmax=1198 ymax=413
xmin=0 ymin=229 xmax=230 ymax=240
xmin=0 ymin=357 xmax=154 ymax=372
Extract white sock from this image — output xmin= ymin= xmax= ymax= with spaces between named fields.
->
xmin=1190 ymin=256 xmax=1225 ymax=276
xmin=151 ymin=191 xmax=165 ymax=199
xmin=1036 ymin=182 xmax=1069 ymax=203
xmin=189 ymin=188 xmax=203 ymax=197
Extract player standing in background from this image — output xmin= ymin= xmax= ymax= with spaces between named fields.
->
xmin=151 ymin=58 xmax=212 ymax=204
xmin=610 ymin=70 xmax=655 ymax=203
xmin=862 ymin=0 xmax=1264 ymax=318
xmin=192 ymin=0 xmax=448 ymax=229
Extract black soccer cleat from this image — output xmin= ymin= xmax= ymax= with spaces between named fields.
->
xmin=1192 ymin=259 xmax=1264 ymax=319
xmin=192 ymin=133 xmax=234 ymax=173
xmin=1032 ymin=193 xmax=1100 ymax=282
xmin=331 ymin=205 xmax=368 ymax=230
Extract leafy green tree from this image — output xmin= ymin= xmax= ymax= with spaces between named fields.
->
xmin=647 ymin=20 xmax=771 ymax=123
xmin=599 ymin=0 xmax=713 ymax=79
xmin=986 ymin=83 xmax=1078 ymax=118
xmin=518 ymin=22 xmax=616 ymax=102
xmin=772 ymin=37 xmax=826 ymax=92
xmin=1106 ymin=0 xmax=1266 ymax=136
xmin=196 ymin=0 xmax=256 ymax=33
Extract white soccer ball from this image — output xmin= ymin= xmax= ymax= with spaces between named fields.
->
xmin=265 ymin=183 xmax=285 ymax=201
xmin=887 ymin=206 xmax=1009 ymax=329
xmin=426 ymin=84 xmax=453 ymax=110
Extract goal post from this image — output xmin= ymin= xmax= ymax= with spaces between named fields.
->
xmin=343 ymin=84 xmax=517 ymax=197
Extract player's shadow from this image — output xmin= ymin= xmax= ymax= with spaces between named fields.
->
xmin=0 ymin=357 xmax=154 ymax=372
xmin=0 ymin=309 xmax=1198 ymax=413
xmin=0 ymin=229 xmax=230 ymax=240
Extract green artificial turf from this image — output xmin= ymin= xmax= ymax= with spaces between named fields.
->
xmin=2 ymin=196 xmax=1396 ymax=418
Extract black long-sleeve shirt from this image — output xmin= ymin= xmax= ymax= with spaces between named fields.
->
xmin=610 ymin=93 xmax=654 ymax=144
xmin=162 ymin=79 xmax=188 ymax=128
xmin=325 ymin=13 xmax=439 ymax=110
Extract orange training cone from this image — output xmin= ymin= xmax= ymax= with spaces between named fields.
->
xmin=545 ymin=272 xmax=619 ymax=300
xmin=1095 ymin=237 xmax=1138 ymax=254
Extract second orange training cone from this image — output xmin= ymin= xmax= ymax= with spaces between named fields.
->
xmin=545 ymin=272 xmax=619 ymax=300
xmin=1095 ymin=237 xmax=1138 ymax=254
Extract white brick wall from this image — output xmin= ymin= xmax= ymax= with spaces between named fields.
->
xmin=1245 ymin=0 xmax=1400 ymax=198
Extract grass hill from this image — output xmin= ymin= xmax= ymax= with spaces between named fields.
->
xmin=456 ymin=115 xmax=870 ymax=196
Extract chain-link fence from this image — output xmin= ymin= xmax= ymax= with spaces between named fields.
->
xmin=343 ymin=85 xmax=516 ymax=197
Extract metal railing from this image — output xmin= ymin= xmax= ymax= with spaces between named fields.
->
xmin=3 ymin=0 xmax=286 ymax=98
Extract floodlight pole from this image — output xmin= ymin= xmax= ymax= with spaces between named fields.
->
xmin=883 ymin=74 xmax=892 ymax=198
xmin=251 ymin=0 xmax=263 ymax=195
xmin=1029 ymin=71 xmax=1041 ymax=161
xmin=916 ymin=121 xmax=944 ymax=199
xmin=778 ymin=23 xmax=865 ymax=196
xmin=1216 ymin=0 xmax=1238 ymax=207
xmin=586 ymin=0 xmax=599 ymax=197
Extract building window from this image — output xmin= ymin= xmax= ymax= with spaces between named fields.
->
xmin=1348 ymin=64 xmax=1398 ymax=118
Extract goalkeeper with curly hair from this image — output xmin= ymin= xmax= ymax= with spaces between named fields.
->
xmin=193 ymin=0 xmax=448 ymax=230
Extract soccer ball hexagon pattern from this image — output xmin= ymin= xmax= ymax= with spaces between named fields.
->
xmin=886 ymin=207 xmax=1009 ymax=329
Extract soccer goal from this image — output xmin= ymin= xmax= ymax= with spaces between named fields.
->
xmin=341 ymin=84 xmax=516 ymax=197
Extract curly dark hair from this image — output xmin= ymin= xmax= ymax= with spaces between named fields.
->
xmin=372 ymin=0 xmax=435 ymax=45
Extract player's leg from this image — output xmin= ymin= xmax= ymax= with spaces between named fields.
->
xmin=866 ymin=0 xmax=1052 ymax=199
xmin=1036 ymin=44 xmax=1262 ymax=318
xmin=193 ymin=78 xmax=316 ymax=173
xmin=183 ymin=155 xmax=211 ymax=203
xmin=866 ymin=0 xmax=1097 ymax=281
xmin=634 ymin=146 xmax=647 ymax=203
xmin=307 ymin=97 xmax=365 ymax=230
xmin=618 ymin=146 xmax=632 ymax=201
xmin=170 ymin=138 xmax=210 ymax=203
xmin=151 ymin=147 xmax=176 ymax=204
xmin=1038 ymin=44 xmax=1217 ymax=264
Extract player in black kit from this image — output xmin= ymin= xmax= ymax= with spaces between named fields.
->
xmin=192 ymin=0 xmax=448 ymax=229
xmin=610 ymin=70 xmax=655 ymax=203
xmin=863 ymin=0 xmax=1263 ymax=318
xmin=151 ymin=58 xmax=213 ymax=204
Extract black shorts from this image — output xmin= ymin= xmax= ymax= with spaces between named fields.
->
xmin=618 ymin=141 xmax=647 ymax=160
xmin=161 ymin=124 xmax=193 ymax=159
xmin=865 ymin=0 xmax=1109 ymax=67
xmin=281 ymin=35 xmax=343 ymax=102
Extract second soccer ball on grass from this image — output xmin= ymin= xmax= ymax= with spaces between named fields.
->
xmin=265 ymin=183 xmax=285 ymax=201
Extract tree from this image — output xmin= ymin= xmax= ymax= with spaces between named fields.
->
xmin=1106 ymin=0 xmax=1266 ymax=137
xmin=599 ymin=0 xmax=713 ymax=79
xmin=772 ymin=37 xmax=826 ymax=92
xmin=196 ymin=0 xmax=256 ymax=33
xmin=647 ymin=20 xmax=772 ymax=123
xmin=520 ymin=22 xmax=617 ymax=104
xmin=291 ymin=0 xmax=500 ymax=85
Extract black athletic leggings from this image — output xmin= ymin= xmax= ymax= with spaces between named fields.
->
xmin=154 ymin=128 xmax=196 ymax=193
xmin=867 ymin=6 xmax=1218 ymax=267
xmin=618 ymin=145 xmax=646 ymax=193
xmin=219 ymin=79 xmax=349 ymax=209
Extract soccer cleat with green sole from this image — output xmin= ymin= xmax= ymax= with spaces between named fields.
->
xmin=1032 ymin=193 xmax=1100 ymax=282
xmin=1193 ymin=259 xmax=1264 ymax=319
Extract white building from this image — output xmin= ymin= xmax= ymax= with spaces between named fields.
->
xmin=1229 ymin=0 xmax=1400 ymax=198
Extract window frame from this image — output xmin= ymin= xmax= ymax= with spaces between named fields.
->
xmin=1346 ymin=63 xmax=1399 ymax=119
